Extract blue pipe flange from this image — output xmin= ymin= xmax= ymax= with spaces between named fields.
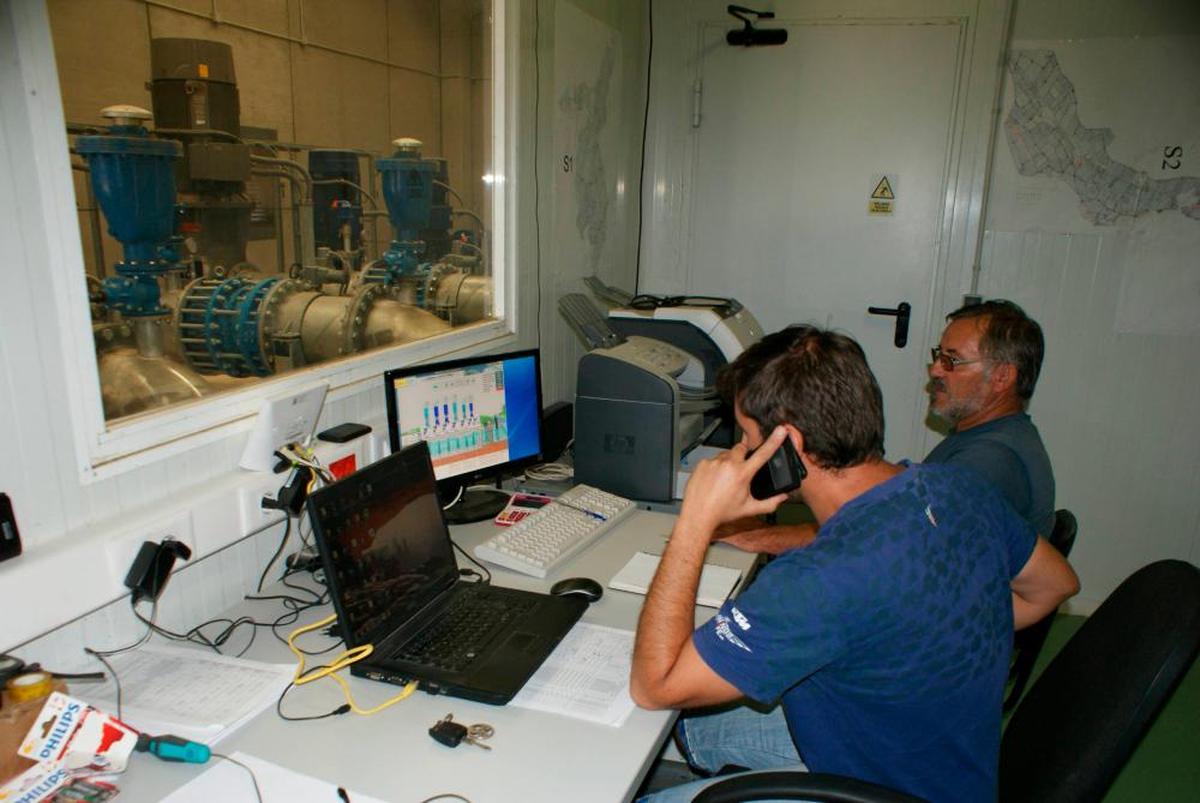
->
xmin=365 ymin=241 xmax=427 ymax=285
xmin=176 ymin=276 xmax=278 ymax=376
xmin=101 ymin=275 xmax=171 ymax=317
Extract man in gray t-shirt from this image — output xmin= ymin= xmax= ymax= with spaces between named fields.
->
xmin=924 ymin=300 xmax=1055 ymax=536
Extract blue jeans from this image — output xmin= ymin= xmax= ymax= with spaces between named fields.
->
xmin=637 ymin=703 xmax=809 ymax=803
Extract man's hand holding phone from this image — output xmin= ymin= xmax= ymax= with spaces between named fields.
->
xmin=677 ymin=425 xmax=795 ymax=537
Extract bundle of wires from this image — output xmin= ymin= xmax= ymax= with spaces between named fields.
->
xmin=284 ymin=614 xmax=418 ymax=716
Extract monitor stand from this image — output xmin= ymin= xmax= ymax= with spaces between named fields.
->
xmin=442 ymin=487 xmax=510 ymax=525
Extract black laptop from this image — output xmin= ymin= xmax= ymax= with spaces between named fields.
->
xmin=306 ymin=441 xmax=586 ymax=704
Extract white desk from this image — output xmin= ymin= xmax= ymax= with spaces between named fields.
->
xmin=106 ymin=510 xmax=758 ymax=802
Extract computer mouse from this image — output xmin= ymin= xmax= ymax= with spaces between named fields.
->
xmin=550 ymin=577 xmax=604 ymax=603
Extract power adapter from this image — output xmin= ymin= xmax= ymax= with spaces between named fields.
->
xmin=262 ymin=468 xmax=313 ymax=516
xmin=286 ymin=549 xmax=322 ymax=573
xmin=124 ymin=538 xmax=192 ymax=602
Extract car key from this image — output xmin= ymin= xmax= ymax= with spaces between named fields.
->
xmin=429 ymin=714 xmax=468 ymax=747
xmin=429 ymin=714 xmax=493 ymax=750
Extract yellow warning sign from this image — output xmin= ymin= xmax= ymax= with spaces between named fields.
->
xmin=868 ymin=174 xmax=896 ymax=215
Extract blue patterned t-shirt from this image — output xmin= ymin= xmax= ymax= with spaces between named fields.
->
xmin=692 ymin=463 xmax=1036 ymax=803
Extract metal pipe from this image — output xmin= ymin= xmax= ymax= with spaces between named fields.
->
xmin=133 ymin=318 xmax=167 ymax=358
xmin=274 ymin=168 xmax=285 ymax=275
xmin=251 ymin=167 xmax=305 ymax=263
xmin=251 ymin=157 xmax=315 ymax=264
xmin=311 ymin=178 xmax=380 ymax=208
xmin=451 ymin=208 xmax=486 ymax=231
xmin=367 ymin=153 xmax=380 ymax=258
xmin=250 ymin=155 xmax=311 ymax=201
xmin=151 ymin=127 xmax=242 ymax=143
xmin=433 ymin=179 xmax=466 ymax=207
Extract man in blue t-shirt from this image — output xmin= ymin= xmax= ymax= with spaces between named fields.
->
xmin=631 ymin=326 xmax=1078 ymax=803
xmin=715 ymin=300 xmax=1055 ymax=553
xmin=925 ymin=300 xmax=1055 ymax=537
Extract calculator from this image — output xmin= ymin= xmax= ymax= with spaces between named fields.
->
xmin=493 ymin=493 xmax=554 ymax=526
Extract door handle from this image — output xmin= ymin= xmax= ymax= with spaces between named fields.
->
xmin=867 ymin=302 xmax=911 ymax=348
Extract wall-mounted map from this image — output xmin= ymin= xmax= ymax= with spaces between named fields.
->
xmin=1005 ymin=49 xmax=1200 ymax=226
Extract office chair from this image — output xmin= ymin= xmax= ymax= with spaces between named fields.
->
xmin=692 ymin=559 xmax=1200 ymax=803
xmin=1004 ymin=508 xmax=1079 ymax=712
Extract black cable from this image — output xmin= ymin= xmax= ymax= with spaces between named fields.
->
xmin=451 ymin=539 xmax=491 ymax=585
xmin=247 ymin=568 xmax=339 ymax=652
xmin=212 ymin=752 xmax=263 ymax=803
xmin=418 ymin=795 xmax=472 ymax=803
xmin=634 ymin=0 xmax=654 ymax=295
xmin=131 ymin=602 xmax=260 ymax=657
xmin=257 ymin=515 xmax=294 ymax=593
xmin=86 ymin=613 xmax=154 ymax=658
xmin=628 ymin=293 xmax=730 ymax=310
xmin=296 ymin=509 xmax=315 ymax=551
xmin=83 ymin=648 xmax=122 ymax=721
xmin=275 ymin=674 xmax=352 ymax=722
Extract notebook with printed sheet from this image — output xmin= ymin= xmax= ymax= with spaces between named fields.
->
xmin=306 ymin=441 xmax=586 ymax=705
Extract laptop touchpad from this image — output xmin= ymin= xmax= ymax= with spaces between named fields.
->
xmin=503 ymin=632 xmax=539 ymax=653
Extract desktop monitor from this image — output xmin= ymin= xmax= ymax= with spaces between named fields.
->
xmin=384 ymin=349 xmax=544 ymax=524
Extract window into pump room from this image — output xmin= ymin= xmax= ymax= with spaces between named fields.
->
xmin=48 ymin=0 xmax=497 ymax=424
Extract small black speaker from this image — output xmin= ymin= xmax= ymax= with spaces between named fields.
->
xmin=541 ymin=401 xmax=574 ymax=461
xmin=727 ymin=27 xmax=788 ymax=46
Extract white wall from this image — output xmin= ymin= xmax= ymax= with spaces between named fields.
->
xmin=533 ymin=0 xmax=648 ymax=406
xmin=0 ymin=0 xmax=648 ymax=662
xmin=977 ymin=0 xmax=1200 ymax=609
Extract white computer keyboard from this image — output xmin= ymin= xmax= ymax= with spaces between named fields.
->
xmin=474 ymin=484 xmax=638 ymax=578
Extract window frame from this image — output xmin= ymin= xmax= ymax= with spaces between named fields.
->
xmin=21 ymin=0 xmax=517 ymax=482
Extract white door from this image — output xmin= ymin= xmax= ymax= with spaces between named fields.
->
xmin=678 ymin=19 xmax=965 ymax=459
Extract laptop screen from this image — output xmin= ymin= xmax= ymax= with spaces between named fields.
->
xmin=307 ymin=441 xmax=459 ymax=648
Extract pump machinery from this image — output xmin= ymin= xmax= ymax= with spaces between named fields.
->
xmin=73 ymin=38 xmax=492 ymax=420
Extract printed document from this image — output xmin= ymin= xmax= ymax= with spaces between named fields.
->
xmin=509 ymin=623 xmax=636 ymax=726
xmin=83 ymin=645 xmax=293 ymax=744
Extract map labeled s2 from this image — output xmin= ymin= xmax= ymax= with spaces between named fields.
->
xmin=1161 ymin=146 xmax=1182 ymax=171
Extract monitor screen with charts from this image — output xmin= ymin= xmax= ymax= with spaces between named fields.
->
xmin=384 ymin=349 xmax=544 ymax=522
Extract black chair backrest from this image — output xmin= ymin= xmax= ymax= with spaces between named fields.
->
xmin=1047 ymin=508 xmax=1078 ymax=557
xmin=1000 ymin=559 xmax=1200 ymax=803
xmin=1004 ymin=509 xmax=1079 ymax=712
xmin=692 ymin=771 xmax=927 ymax=803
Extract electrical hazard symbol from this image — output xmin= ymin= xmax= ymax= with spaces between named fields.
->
xmin=868 ymin=174 xmax=896 ymax=216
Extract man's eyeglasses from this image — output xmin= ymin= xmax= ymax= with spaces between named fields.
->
xmin=930 ymin=346 xmax=984 ymax=371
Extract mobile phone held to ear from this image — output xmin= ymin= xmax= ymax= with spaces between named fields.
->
xmin=750 ymin=437 xmax=806 ymax=500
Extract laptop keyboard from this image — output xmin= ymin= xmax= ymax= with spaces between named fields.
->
xmin=389 ymin=590 xmax=537 ymax=673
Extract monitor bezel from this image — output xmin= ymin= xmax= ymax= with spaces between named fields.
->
xmin=383 ymin=348 xmax=545 ymax=499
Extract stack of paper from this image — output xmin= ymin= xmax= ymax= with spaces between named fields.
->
xmin=609 ymin=551 xmax=742 ymax=608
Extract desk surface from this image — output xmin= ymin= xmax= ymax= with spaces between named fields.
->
xmin=110 ymin=510 xmax=757 ymax=803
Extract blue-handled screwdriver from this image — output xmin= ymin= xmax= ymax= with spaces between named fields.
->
xmin=135 ymin=733 xmax=211 ymax=763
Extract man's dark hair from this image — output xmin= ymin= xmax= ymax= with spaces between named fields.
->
xmin=946 ymin=300 xmax=1044 ymax=400
xmin=717 ymin=326 xmax=885 ymax=470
